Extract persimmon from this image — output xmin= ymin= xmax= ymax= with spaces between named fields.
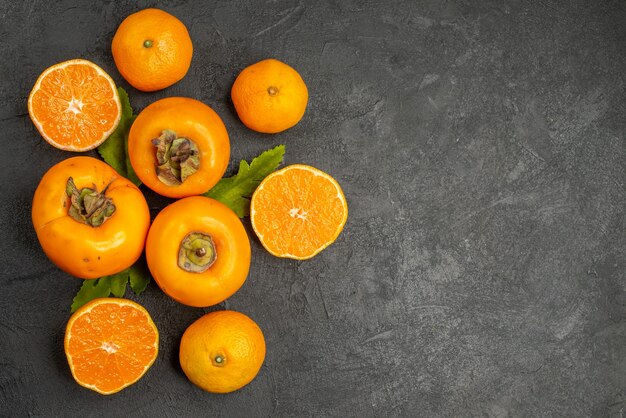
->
xmin=128 ymin=97 xmax=230 ymax=198
xmin=145 ymin=196 xmax=250 ymax=307
xmin=32 ymin=157 xmax=150 ymax=279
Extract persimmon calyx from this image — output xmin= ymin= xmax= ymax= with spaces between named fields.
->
xmin=153 ymin=129 xmax=200 ymax=186
xmin=65 ymin=177 xmax=116 ymax=227
xmin=178 ymin=232 xmax=217 ymax=273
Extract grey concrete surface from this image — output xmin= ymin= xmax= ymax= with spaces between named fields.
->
xmin=0 ymin=0 xmax=624 ymax=416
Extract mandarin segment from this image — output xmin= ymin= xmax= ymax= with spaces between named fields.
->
xmin=64 ymin=64 xmax=100 ymax=97
xmin=251 ymin=165 xmax=348 ymax=259
xmin=37 ymin=68 xmax=73 ymax=100
xmin=64 ymin=298 xmax=159 ymax=395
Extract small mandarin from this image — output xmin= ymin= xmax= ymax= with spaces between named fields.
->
xmin=112 ymin=8 xmax=193 ymax=91
xmin=179 ymin=310 xmax=266 ymax=393
xmin=231 ymin=58 xmax=308 ymax=133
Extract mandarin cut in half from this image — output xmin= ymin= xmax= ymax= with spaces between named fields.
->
xmin=28 ymin=59 xmax=121 ymax=151
xmin=64 ymin=298 xmax=159 ymax=395
xmin=251 ymin=164 xmax=348 ymax=259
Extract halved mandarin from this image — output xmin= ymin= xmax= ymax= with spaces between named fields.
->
xmin=250 ymin=164 xmax=348 ymax=259
xmin=28 ymin=59 xmax=121 ymax=151
xmin=64 ymin=298 xmax=159 ymax=395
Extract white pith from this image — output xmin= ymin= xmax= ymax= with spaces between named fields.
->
xmin=66 ymin=97 xmax=84 ymax=114
xmin=289 ymin=207 xmax=308 ymax=220
xmin=101 ymin=341 xmax=119 ymax=354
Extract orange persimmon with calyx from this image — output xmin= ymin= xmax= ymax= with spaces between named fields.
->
xmin=128 ymin=97 xmax=230 ymax=198
xmin=145 ymin=196 xmax=250 ymax=307
xmin=32 ymin=156 xmax=150 ymax=279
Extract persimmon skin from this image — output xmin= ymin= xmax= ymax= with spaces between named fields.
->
xmin=128 ymin=97 xmax=230 ymax=198
xmin=31 ymin=157 xmax=150 ymax=279
xmin=146 ymin=196 xmax=251 ymax=307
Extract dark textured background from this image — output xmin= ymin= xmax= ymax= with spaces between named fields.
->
xmin=1 ymin=0 xmax=625 ymax=416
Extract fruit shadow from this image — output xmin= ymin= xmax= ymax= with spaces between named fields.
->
xmin=222 ymin=87 xmax=237 ymax=123
xmin=168 ymin=335 xmax=186 ymax=379
xmin=219 ymin=81 xmax=279 ymax=143
xmin=51 ymin=322 xmax=81 ymax=390
xmin=167 ymin=302 xmax=227 ymax=380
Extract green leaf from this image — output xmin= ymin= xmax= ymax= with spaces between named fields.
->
xmin=97 ymin=88 xmax=141 ymax=186
xmin=129 ymin=261 xmax=151 ymax=295
xmin=70 ymin=278 xmax=112 ymax=313
xmin=69 ymin=259 xmax=152 ymax=312
xmin=108 ymin=271 xmax=129 ymax=298
xmin=205 ymin=145 xmax=286 ymax=217
xmin=124 ymin=115 xmax=140 ymax=185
